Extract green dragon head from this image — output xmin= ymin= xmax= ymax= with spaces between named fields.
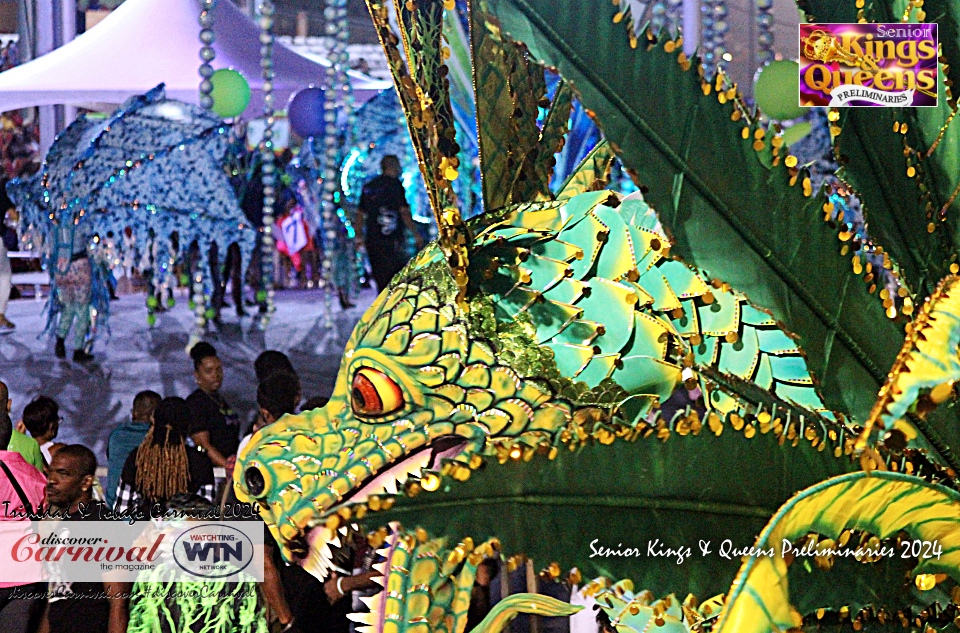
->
xmin=235 ymin=190 xmax=695 ymax=568
xmin=236 ymin=183 xmax=832 ymax=571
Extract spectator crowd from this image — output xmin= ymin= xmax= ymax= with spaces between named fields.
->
xmin=0 ymin=343 xmax=382 ymax=633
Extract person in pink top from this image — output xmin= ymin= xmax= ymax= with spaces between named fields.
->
xmin=0 ymin=408 xmax=46 ymax=632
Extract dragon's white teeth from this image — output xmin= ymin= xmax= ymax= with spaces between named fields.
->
xmin=347 ymin=612 xmax=379 ymax=625
xmin=356 ymin=626 xmax=376 ymax=633
xmin=338 ymin=526 xmax=348 ymax=536
xmin=372 ymin=561 xmax=388 ymax=575
xmin=383 ymin=478 xmax=398 ymax=495
xmin=371 ymin=575 xmax=386 ymax=587
xmin=359 ymin=595 xmax=379 ymax=610
xmin=303 ymin=555 xmax=330 ymax=578
xmin=409 ymin=452 xmax=429 ymax=477
xmin=329 ymin=536 xmax=342 ymax=547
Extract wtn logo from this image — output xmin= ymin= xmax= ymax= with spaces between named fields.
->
xmin=172 ymin=524 xmax=257 ymax=579
xmin=181 ymin=542 xmax=243 ymax=563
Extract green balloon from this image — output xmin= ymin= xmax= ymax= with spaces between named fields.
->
xmin=210 ymin=68 xmax=251 ymax=118
xmin=754 ymin=60 xmax=806 ymax=121
xmin=782 ymin=121 xmax=812 ymax=147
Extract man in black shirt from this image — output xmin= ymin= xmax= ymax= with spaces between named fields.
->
xmin=42 ymin=445 xmax=129 ymax=633
xmin=357 ymin=155 xmax=423 ymax=292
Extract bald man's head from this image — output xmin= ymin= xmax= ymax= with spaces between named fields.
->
xmin=0 ymin=381 xmax=9 ymax=413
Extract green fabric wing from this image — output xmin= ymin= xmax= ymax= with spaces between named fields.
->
xmin=925 ymin=0 xmax=960 ymax=93
xmin=716 ymin=471 xmax=960 ymax=633
xmin=480 ymin=0 xmax=912 ymax=436
xmin=367 ymin=425 xmax=856 ymax=601
xmin=831 ymin=106 xmax=945 ymax=296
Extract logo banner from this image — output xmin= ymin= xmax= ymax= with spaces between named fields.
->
xmin=0 ymin=520 xmax=264 ymax=583
xmin=828 ymin=85 xmax=915 ymax=106
xmin=799 ymin=22 xmax=938 ymax=107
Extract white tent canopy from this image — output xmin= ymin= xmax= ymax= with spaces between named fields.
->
xmin=0 ymin=0 xmax=390 ymax=114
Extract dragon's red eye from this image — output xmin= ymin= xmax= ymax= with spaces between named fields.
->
xmin=351 ymin=367 xmax=404 ymax=417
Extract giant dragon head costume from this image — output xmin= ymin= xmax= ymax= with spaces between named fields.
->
xmin=237 ymin=1 xmax=960 ymax=631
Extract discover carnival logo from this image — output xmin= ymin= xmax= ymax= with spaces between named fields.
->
xmin=11 ymin=531 xmax=166 ymax=564
xmin=0 ymin=520 xmax=264 ymax=583
xmin=172 ymin=524 xmax=255 ymax=579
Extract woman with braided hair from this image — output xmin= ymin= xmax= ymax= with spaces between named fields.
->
xmin=113 ymin=397 xmax=215 ymax=514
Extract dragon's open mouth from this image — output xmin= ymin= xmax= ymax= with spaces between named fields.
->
xmin=294 ymin=435 xmax=468 ymax=575
xmin=341 ymin=435 xmax=467 ymax=506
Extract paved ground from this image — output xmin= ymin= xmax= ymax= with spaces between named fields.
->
xmin=0 ymin=287 xmax=375 ymax=464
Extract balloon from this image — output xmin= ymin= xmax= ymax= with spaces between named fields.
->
xmin=287 ymin=87 xmax=327 ymax=138
xmin=210 ymin=68 xmax=251 ymax=119
xmin=754 ymin=60 xmax=805 ymax=120
xmin=781 ymin=121 xmax=812 ymax=147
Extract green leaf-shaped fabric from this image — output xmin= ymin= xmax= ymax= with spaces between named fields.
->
xmin=716 ymin=471 xmax=960 ymax=633
xmin=371 ymin=424 xmax=856 ymax=600
xmin=483 ymin=0 xmax=904 ymax=429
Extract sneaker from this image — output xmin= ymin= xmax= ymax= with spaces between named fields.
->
xmin=55 ymin=337 xmax=66 ymax=358
xmin=73 ymin=350 xmax=94 ymax=363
